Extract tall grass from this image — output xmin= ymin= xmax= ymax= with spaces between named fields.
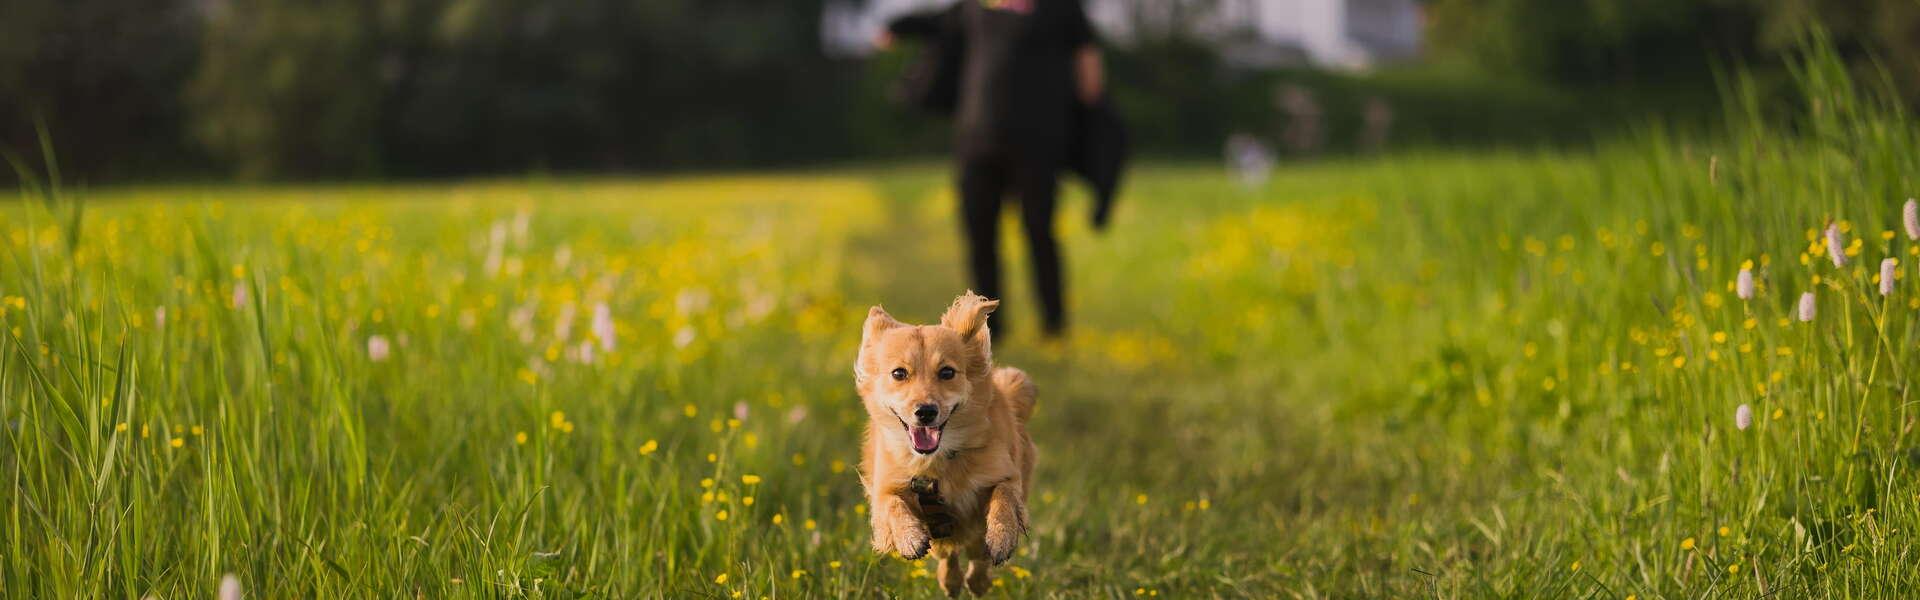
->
xmin=3 ymin=38 xmax=1918 ymax=597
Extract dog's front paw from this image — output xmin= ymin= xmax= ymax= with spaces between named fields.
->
xmin=984 ymin=521 xmax=1021 ymax=565
xmin=893 ymin=520 xmax=932 ymax=560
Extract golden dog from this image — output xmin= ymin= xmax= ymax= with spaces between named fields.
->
xmin=855 ymin=292 xmax=1037 ymax=596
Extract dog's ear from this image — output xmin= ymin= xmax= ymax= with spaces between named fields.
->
xmin=855 ymin=306 xmax=905 ymax=385
xmin=940 ymin=291 xmax=998 ymax=342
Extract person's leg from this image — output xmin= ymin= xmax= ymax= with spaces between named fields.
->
xmin=1014 ymin=163 xmax=1065 ymax=337
xmin=957 ymin=156 xmax=1009 ymax=331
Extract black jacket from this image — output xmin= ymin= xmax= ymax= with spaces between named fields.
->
xmin=888 ymin=4 xmax=1128 ymax=230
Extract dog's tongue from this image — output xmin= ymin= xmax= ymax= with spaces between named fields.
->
xmin=910 ymin=426 xmax=941 ymax=453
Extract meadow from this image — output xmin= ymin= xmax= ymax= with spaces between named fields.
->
xmin=5 ymin=47 xmax=1920 ymax=597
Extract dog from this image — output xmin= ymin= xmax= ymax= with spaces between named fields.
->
xmin=855 ymin=291 xmax=1037 ymax=597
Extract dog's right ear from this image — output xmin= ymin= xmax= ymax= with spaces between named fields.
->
xmin=854 ymin=306 xmax=904 ymax=385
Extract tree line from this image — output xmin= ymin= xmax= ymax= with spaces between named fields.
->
xmin=3 ymin=0 xmax=1915 ymax=181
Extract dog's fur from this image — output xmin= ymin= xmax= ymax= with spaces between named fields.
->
xmin=856 ymin=292 xmax=1037 ymax=597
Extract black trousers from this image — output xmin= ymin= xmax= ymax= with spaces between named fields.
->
xmin=957 ymin=151 xmax=1065 ymax=336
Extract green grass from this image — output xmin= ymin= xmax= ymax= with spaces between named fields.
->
xmin=6 ymin=44 xmax=1920 ymax=598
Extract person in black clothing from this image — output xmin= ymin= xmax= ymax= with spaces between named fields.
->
xmin=880 ymin=0 xmax=1105 ymax=338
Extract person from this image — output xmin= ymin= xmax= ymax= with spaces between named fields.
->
xmin=878 ymin=0 xmax=1106 ymax=339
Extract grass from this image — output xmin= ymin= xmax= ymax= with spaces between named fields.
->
xmin=5 ymin=43 xmax=1920 ymax=598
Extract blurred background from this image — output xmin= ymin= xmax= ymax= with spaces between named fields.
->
xmin=5 ymin=0 xmax=1918 ymax=182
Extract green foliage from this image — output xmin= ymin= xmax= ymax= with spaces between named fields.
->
xmin=188 ymin=1 xmax=385 ymax=178
xmin=1426 ymin=0 xmax=1920 ymax=104
xmin=183 ymin=0 xmax=861 ymax=178
xmin=0 ymin=0 xmax=203 ymax=178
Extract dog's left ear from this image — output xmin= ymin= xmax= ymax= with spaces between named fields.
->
xmin=940 ymin=291 xmax=999 ymax=343
xmin=855 ymin=306 xmax=905 ymax=386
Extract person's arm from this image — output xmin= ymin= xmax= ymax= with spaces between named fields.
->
xmin=877 ymin=5 xmax=958 ymax=49
xmin=1074 ymin=44 xmax=1103 ymax=105
xmin=1065 ymin=0 xmax=1102 ymax=104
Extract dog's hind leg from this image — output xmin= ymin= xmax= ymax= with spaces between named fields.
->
xmin=935 ymin=546 xmax=966 ymax=597
xmin=961 ymin=538 xmax=993 ymax=596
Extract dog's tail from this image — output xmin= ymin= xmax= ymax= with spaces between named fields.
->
xmin=993 ymin=367 xmax=1036 ymax=423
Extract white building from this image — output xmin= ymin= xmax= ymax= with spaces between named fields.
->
xmin=822 ymin=0 xmax=1422 ymax=71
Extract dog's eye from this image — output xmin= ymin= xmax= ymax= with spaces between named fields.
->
xmin=938 ymin=366 xmax=957 ymax=380
xmin=890 ymin=368 xmax=908 ymax=381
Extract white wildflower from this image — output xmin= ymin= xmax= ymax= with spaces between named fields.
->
xmin=367 ymin=335 xmax=391 ymax=362
xmin=231 ymin=282 xmax=248 ymax=309
xmin=676 ymin=287 xmax=710 ymax=315
xmin=1735 ymin=404 xmax=1753 ymax=431
xmin=509 ymin=304 xmax=537 ymax=343
xmin=553 ymin=302 xmax=577 ymax=341
xmin=484 ymin=220 xmax=506 ymax=276
xmin=1881 ymin=258 xmax=1898 ymax=296
xmin=1797 ymin=291 xmax=1817 ymax=322
xmin=1736 ymin=267 xmax=1755 ymax=300
xmin=1826 ymin=223 xmax=1846 ymax=268
xmin=512 ymin=208 xmax=532 ymax=246
xmin=1906 ymin=199 xmax=1920 ymax=240
xmin=592 ymin=302 xmax=616 ymax=351
xmin=218 ymin=574 xmax=242 ymax=600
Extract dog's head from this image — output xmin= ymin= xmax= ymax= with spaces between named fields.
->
xmin=854 ymin=291 xmax=999 ymax=456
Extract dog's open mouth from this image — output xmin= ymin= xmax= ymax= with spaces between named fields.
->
xmin=908 ymin=424 xmax=943 ymax=454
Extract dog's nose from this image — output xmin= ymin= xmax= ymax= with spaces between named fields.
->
xmin=913 ymin=404 xmax=939 ymax=425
